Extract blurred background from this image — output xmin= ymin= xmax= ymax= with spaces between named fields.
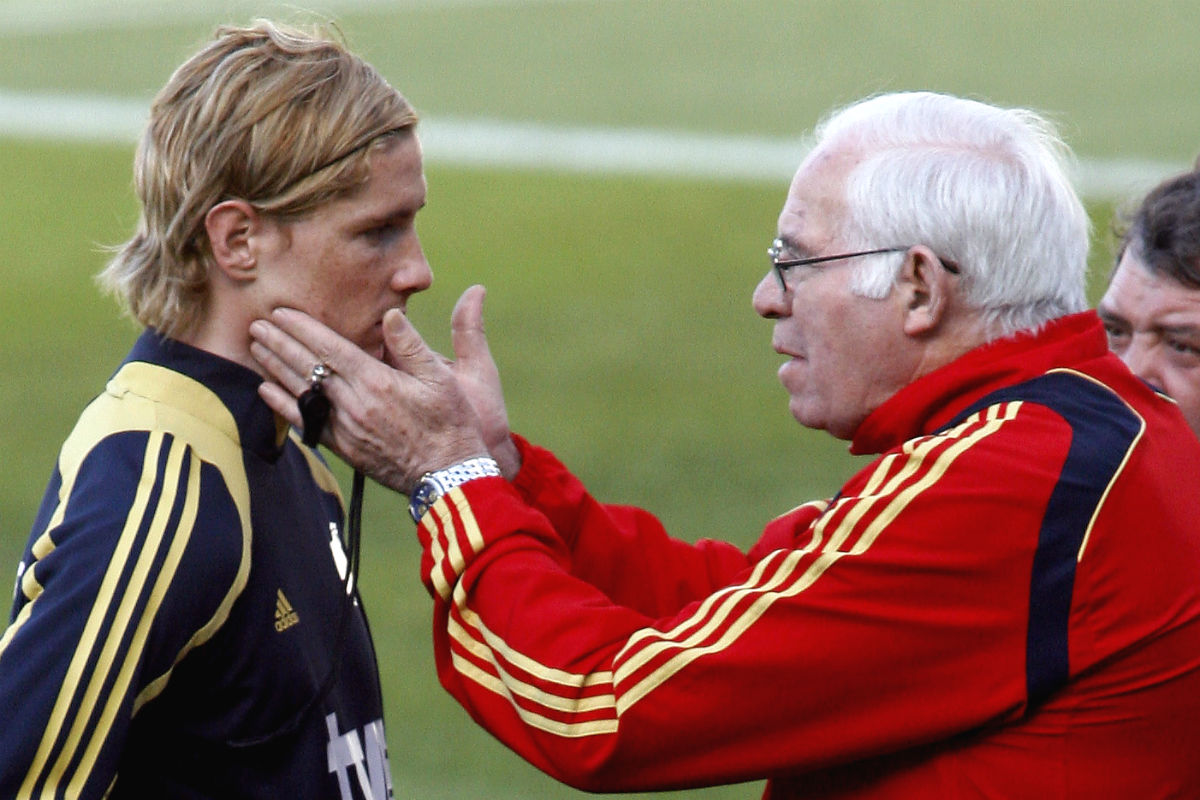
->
xmin=2 ymin=1 xmax=1198 ymax=797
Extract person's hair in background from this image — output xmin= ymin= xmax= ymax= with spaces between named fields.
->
xmin=1113 ymin=168 xmax=1200 ymax=290
xmin=809 ymin=91 xmax=1091 ymax=339
xmin=100 ymin=19 xmax=419 ymax=339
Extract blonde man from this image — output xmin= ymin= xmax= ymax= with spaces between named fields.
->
xmin=1 ymin=21 xmax=431 ymax=799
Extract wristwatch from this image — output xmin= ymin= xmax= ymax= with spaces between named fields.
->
xmin=408 ymin=456 xmax=502 ymax=523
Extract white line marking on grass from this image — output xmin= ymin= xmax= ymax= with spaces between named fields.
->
xmin=0 ymin=91 xmax=148 ymax=142
xmin=421 ymin=115 xmax=812 ymax=184
xmin=0 ymin=89 xmax=1184 ymax=201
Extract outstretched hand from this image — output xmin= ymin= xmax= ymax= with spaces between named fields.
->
xmin=249 ymin=285 xmax=513 ymax=494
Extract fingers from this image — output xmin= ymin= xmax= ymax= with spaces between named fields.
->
xmin=248 ymin=335 xmax=309 ymax=400
xmin=246 ymin=301 xmax=502 ymax=493
xmin=253 ymin=308 xmax=375 ymax=388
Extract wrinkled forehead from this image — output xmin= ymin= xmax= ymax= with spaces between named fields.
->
xmin=1103 ymin=248 xmax=1200 ymax=320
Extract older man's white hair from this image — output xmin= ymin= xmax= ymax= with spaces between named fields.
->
xmin=810 ymin=91 xmax=1091 ymax=340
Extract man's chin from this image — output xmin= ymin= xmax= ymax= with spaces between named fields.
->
xmin=355 ymin=337 xmax=385 ymax=361
xmin=789 ymin=401 xmax=841 ymax=438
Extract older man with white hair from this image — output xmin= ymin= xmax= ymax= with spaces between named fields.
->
xmin=249 ymin=91 xmax=1200 ymax=798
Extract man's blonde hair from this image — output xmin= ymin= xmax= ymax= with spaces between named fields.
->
xmin=101 ymin=20 xmax=419 ymax=338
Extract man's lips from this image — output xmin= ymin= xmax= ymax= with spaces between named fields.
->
xmin=772 ymin=338 xmax=804 ymax=359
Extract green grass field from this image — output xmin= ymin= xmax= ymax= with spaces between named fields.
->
xmin=0 ymin=1 xmax=1194 ymax=797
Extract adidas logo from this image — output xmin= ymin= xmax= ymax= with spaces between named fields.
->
xmin=274 ymin=589 xmax=299 ymax=632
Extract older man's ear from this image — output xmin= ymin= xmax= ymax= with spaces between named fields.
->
xmin=898 ymin=246 xmax=956 ymax=338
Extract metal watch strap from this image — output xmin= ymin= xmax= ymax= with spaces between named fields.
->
xmin=430 ymin=457 xmax=503 ymax=493
xmin=409 ymin=456 xmax=501 ymax=523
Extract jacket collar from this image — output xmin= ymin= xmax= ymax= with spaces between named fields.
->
xmin=122 ymin=329 xmax=290 ymax=461
xmin=850 ymin=312 xmax=1108 ymax=455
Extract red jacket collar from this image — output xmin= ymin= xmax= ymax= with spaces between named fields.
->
xmin=850 ymin=311 xmax=1108 ymax=455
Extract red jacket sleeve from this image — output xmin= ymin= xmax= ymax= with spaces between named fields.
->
xmin=414 ymin=406 xmax=1070 ymax=792
xmin=509 ymin=435 xmax=753 ymax=617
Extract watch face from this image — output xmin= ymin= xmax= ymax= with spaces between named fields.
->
xmin=409 ymin=478 xmax=441 ymax=523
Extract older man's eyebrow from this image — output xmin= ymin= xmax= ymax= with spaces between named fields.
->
xmin=774 ymin=235 xmax=814 ymax=258
xmin=1159 ymin=324 xmax=1200 ymax=342
xmin=1096 ymin=307 xmax=1129 ymax=327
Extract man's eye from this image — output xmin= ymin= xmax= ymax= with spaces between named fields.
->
xmin=1166 ymin=338 xmax=1200 ymax=357
xmin=364 ymin=222 xmax=402 ymax=242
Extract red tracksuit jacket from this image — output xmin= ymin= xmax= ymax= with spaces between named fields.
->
xmin=415 ymin=312 xmax=1200 ymax=798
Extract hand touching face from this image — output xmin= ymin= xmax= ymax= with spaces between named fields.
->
xmin=250 ymin=286 xmax=519 ymax=492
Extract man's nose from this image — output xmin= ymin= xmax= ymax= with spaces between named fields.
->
xmin=391 ymin=239 xmax=433 ymax=295
xmin=1121 ymin=338 xmax=1164 ymax=388
xmin=753 ymin=271 xmax=788 ymax=319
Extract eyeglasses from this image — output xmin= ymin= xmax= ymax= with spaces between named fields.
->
xmin=767 ymin=238 xmax=960 ymax=294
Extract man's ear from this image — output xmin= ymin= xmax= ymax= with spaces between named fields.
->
xmin=204 ymin=199 xmax=261 ymax=282
xmin=897 ymin=245 xmax=955 ymax=337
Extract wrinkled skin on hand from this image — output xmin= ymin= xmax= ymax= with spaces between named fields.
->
xmin=249 ymin=285 xmax=520 ymax=494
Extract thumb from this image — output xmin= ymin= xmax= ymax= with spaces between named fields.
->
xmin=382 ymin=307 xmax=435 ymax=372
xmin=451 ymin=285 xmax=490 ymax=363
